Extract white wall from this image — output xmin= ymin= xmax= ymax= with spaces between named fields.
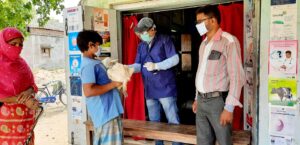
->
xmin=21 ymin=35 xmax=65 ymax=69
xmin=259 ymin=1 xmax=300 ymax=145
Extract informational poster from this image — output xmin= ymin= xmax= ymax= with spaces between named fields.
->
xmin=69 ymin=54 xmax=81 ymax=76
xmin=68 ymin=32 xmax=79 ymax=51
xmin=89 ymin=8 xmax=111 ymax=55
xmin=93 ymin=8 xmax=109 ymax=32
xmin=65 ymin=6 xmax=86 ymax=144
xmin=66 ymin=6 xmax=83 ymax=33
xmin=268 ymin=78 xmax=297 ymax=106
xmin=269 ymin=106 xmax=296 ymax=136
xmin=71 ymin=96 xmax=82 ymax=121
xmin=270 ymin=4 xmax=297 ymax=40
xmin=70 ymin=76 xmax=82 ymax=96
xmin=99 ymin=31 xmax=111 ymax=53
xmin=271 ymin=0 xmax=296 ymax=5
xmin=268 ymin=41 xmax=298 ymax=77
xmin=270 ymin=135 xmax=294 ymax=145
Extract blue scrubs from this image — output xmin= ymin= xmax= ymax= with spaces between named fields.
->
xmin=135 ymin=34 xmax=177 ymax=99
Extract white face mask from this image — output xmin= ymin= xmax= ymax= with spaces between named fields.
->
xmin=94 ymin=46 xmax=101 ymax=57
xmin=196 ymin=22 xmax=208 ymax=36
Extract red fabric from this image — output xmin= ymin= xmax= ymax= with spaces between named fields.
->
xmin=0 ymin=104 xmax=35 ymax=145
xmin=218 ymin=3 xmax=244 ymax=130
xmin=3 ymin=28 xmax=23 ymax=42
xmin=0 ymin=27 xmax=36 ymax=99
xmin=122 ymin=16 xmax=146 ymax=121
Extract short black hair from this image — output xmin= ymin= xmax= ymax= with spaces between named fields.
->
xmin=196 ymin=5 xmax=221 ymax=24
xmin=286 ymin=50 xmax=292 ymax=54
xmin=77 ymin=30 xmax=103 ymax=53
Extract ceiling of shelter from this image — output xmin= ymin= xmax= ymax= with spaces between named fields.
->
xmin=82 ymin=0 xmax=242 ymax=11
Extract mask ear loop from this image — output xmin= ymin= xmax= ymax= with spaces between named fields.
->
xmin=152 ymin=24 xmax=156 ymax=31
xmin=88 ymin=42 xmax=95 ymax=48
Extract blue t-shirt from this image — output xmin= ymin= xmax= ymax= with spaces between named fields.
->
xmin=81 ymin=56 xmax=123 ymax=128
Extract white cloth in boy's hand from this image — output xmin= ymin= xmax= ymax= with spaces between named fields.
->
xmin=101 ymin=57 xmax=118 ymax=69
xmin=107 ymin=63 xmax=134 ymax=98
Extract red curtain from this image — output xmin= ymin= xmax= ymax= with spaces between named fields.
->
xmin=218 ymin=3 xmax=244 ymax=130
xmin=121 ymin=4 xmax=244 ymax=130
xmin=122 ymin=16 xmax=146 ymax=121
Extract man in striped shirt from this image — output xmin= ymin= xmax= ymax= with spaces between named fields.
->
xmin=192 ymin=5 xmax=245 ymax=145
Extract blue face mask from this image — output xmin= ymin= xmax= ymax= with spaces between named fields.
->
xmin=140 ymin=32 xmax=153 ymax=43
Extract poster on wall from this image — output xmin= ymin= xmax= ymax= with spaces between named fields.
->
xmin=269 ymin=106 xmax=296 ymax=136
xmin=271 ymin=0 xmax=296 ymax=5
xmin=91 ymin=8 xmax=111 ymax=55
xmin=270 ymin=4 xmax=297 ymax=40
xmin=268 ymin=41 xmax=298 ymax=77
xmin=65 ymin=6 xmax=83 ymax=33
xmin=71 ymin=96 xmax=82 ymax=121
xmin=99 ymin=31 xmax=111 ymax=53
xmin=68 ymin=32 xmax=80 ymax=51
xmin=270 ymin=135 xmax=294 ymax=145
xmin=93 ymin=8 xmax=109 ymax=32
xmin=70 ymin=76 xmax=82 ymax=96
xmin=69 ymin=54 xmax=81 ymax=76
xmin=268 ymin=78 xmax=297 ymax=106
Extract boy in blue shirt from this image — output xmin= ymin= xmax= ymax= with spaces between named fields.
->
xmin=77 ymin=30 xmax=124 ymax=145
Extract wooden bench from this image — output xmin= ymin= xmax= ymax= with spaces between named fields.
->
xmin=85 ymin=119 xmax=251 ymax=145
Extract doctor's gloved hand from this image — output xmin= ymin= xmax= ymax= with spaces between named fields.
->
xmin=143 ymin=62 xmax=158 ymax=71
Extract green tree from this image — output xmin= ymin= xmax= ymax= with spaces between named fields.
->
xmin=0 ymin=0 xmax=64 ymax=34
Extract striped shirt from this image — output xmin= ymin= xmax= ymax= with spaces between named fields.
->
xmin=195 ymin=28 xmax=245 ymax=108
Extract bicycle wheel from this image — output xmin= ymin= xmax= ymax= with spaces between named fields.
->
xmin=35 ymin=89 xmax=49 ymax=106
xmin=59 ymin=89 xmax=68 ymax=106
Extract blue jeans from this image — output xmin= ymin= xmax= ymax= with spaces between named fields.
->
xmin=146 ymin=97 xmax=183 ymax=145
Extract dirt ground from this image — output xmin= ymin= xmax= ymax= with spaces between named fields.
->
xmin=33 ymin=69 xmax=68 ymax=145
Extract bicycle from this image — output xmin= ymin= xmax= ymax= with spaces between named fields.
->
xmin=36 ymin=80 xmax=68 ymax=107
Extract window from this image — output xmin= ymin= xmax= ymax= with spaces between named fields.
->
xmin=41 ymin=48 xmax=51 ymax=57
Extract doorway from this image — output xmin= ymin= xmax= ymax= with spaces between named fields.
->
xmin=121 ymin=2 xmax=244 ymax=128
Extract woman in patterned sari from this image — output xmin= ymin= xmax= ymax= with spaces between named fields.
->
xmin=0 ymin=27 xmax=40 ymax=145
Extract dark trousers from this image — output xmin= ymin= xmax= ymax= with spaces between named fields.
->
xmin=196 ymin=95 xmax=232 ymax=145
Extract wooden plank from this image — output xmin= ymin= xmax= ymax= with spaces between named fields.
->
xmin=181 ymin=34 xmax=192 ymax=52
xmin=124 ymin=129 xmax=196 ymax=144
xmin=85 ymin=119 xmax=251 ymax=145
xmin=123 ymin=119 xmax=196 ymax=144
xmin=123 ymin=119 xmax=196 ymax=135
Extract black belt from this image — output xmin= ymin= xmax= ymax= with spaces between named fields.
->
xmin=198 ymin=91 xmax=228 ymax=99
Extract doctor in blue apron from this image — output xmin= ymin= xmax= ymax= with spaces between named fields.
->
xmin=129 ymin=17 xmax=182 ymax=145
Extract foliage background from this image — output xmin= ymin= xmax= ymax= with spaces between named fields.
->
xmin=0 ymin=0 xmax=64 ymax=35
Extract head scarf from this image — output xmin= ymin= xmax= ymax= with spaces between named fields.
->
xmin=0 ymin=27 xmax=36 ymax=99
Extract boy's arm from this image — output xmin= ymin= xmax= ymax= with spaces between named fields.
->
xmin=83 ymin=81 xmax=122 ymax=97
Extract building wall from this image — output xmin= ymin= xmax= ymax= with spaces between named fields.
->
xmin=259 ymin=1 xmax=300 ymax=145
xmin=21 ymin=28 xmax=65 ymax=69
xmin=21 ymin=18 xmax=65 ymax=69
